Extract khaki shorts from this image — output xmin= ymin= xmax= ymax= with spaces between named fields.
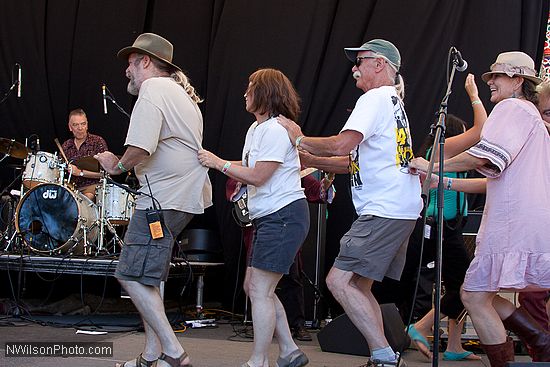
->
xmin=333 ymin=215 xmax=416 ymax=281
xmin=115 ymin=209 xmax=193 ymax=287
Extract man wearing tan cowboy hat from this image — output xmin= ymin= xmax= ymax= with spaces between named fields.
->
xmin=278 ymin=38 xmax=422 ymax=367
xmin=411 ymin=50 xmax=550 ymax=367
xmin=95 ymin=32 xmax=212 ymax=367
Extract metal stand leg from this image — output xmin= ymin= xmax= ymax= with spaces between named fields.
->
xmin=3 ymin=229 xmax=19 ymax=251
xmin=196 ymin=274 xmax=204 ymax=318
xmin=104 ymin=220 xmax=126 ymax=250
xmin=82 ymin=224 xmax=89 ymax=255
xmin=97 ymin=174 xmax=108 ymax=252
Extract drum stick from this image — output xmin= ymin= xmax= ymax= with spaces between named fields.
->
xmin=54 ymin=138 xmax=69 ymax=163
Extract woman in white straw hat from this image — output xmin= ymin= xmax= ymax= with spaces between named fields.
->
xmin=411 ymin=51 xmax=550 ymax=367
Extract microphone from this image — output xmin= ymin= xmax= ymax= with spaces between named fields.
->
xmin=451 ymin=48 xmax=468 ymax=72
xmin=102 ymin=84 xmax=108 ymax=114
xmin=16 ymin=63 xmax=22 ymax=97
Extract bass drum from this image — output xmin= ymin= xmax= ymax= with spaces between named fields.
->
xmin=15 ymin=184 xmax=99 ymax=254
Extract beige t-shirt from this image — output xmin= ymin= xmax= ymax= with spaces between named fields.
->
xmin=125 ymin=77 xmax=212 ymax=213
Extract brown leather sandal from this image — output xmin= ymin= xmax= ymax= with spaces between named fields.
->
xmin=156 ymin=351 xmax=192 ymax=367
xmin=115 ymin=353 xmax=156 ymax=367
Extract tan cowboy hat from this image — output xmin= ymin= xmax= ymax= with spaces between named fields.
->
xmin=117 ymin=33 xmax=181 ymax=72
xmin=481 ymin=51 xmax=542 ymax=85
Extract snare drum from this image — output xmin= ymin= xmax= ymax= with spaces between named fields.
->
xmin=96 ymin=183 xmax=136 ymax=225
xmin=15 ymin=183 xmax=99 ymax=254
xmin=23 ymin=151 xmax=62 ymax=188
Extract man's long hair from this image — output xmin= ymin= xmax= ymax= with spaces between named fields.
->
xmin=150 ymin=57 xmax=203 ymax=104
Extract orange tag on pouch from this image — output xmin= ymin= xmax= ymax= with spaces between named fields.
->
xmin=146 ymin=209 xmax=164 ymax=239
xmin=149 ymin=221 xmax=164 ymax=239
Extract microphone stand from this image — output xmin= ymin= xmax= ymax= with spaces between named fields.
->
xmin=104 ymin=86 xmax=131 ymax=118
xmin=0 ymin=81 xmax=18 ymax=104
xmin=0 ymin=64 xmax=20 ymax=104
xmin=421 ymin=49 xmax=461 ymax=367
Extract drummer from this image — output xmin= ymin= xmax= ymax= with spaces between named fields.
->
xmin=61 ymin=108 xmax=108 ymax=201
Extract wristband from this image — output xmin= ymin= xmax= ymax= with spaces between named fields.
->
xmin=471 ymin=100 xmax=482 ymax=106
xmin=446 ymin=177 xmax=453 ymax=190
xmin=295 ymin=135 xmax=305 ymax=147
xmin=117 ymin=161 xmax=128 ymax=173
xmin=221 ymin=161 xmax=231 ymax=174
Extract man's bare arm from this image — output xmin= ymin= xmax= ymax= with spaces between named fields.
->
xmin=300 ymin=150 xmax=349 ymax=174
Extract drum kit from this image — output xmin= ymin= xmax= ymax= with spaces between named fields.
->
xmin=0 ymin=137 xmax=136 ymax=256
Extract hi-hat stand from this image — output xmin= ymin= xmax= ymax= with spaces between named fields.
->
xmin=2 ymin=203 xmax=20 ymax=252
xmin=1 ymin=160 xmax=26 ymax=252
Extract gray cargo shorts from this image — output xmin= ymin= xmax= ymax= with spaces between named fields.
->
xmin=333 ymin=214 xmax=416 ymax=281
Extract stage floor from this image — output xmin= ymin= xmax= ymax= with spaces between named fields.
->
xmin=0 ymin=316 xmax=532 ymax=367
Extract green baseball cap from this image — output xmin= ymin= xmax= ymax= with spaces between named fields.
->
xmin=344 ymin=39 xmax=401 ymax=70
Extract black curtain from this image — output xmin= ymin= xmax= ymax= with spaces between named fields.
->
xmin=1 ymin=0 xmax=548 ymax=311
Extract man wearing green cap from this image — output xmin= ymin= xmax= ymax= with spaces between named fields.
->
xmin=278 ymin=39 xmax=421 ymax=367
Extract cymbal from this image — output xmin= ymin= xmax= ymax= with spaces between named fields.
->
xmin=74 ymin=156 xmax=100 ymax=172
xmin=0 ymin=138 xmax=30 ymax=159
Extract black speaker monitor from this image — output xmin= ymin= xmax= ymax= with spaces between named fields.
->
xmin=317 ymin=303 xmax=410 ymax=356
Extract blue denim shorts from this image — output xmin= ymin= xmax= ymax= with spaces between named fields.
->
xmin=250 ymin=199 xmax=309 ymax=274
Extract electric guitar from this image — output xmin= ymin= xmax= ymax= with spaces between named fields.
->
xmin=231 ymin=168 xmax=321 ymax=227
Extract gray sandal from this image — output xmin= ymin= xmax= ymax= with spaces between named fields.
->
xmin=276 ymin=349 xmax=309 ymax=367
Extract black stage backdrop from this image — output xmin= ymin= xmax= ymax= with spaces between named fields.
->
xmin=1 ymin=1 xmax=548 ymax=311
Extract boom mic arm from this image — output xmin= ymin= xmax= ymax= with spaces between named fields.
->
xmin=105 ymin=176 xmax=143 ymax=196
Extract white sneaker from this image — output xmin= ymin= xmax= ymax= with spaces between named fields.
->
xmin=360 ymin=352 xmax=407 ymax=367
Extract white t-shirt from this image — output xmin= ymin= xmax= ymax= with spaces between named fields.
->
xmin=341 ymin=86 xmax=422 ymax=219
xmin=241 ymin=117 xmax=305 ymax=219
xmin=125 ymin=77 xmax=212 ymax=213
